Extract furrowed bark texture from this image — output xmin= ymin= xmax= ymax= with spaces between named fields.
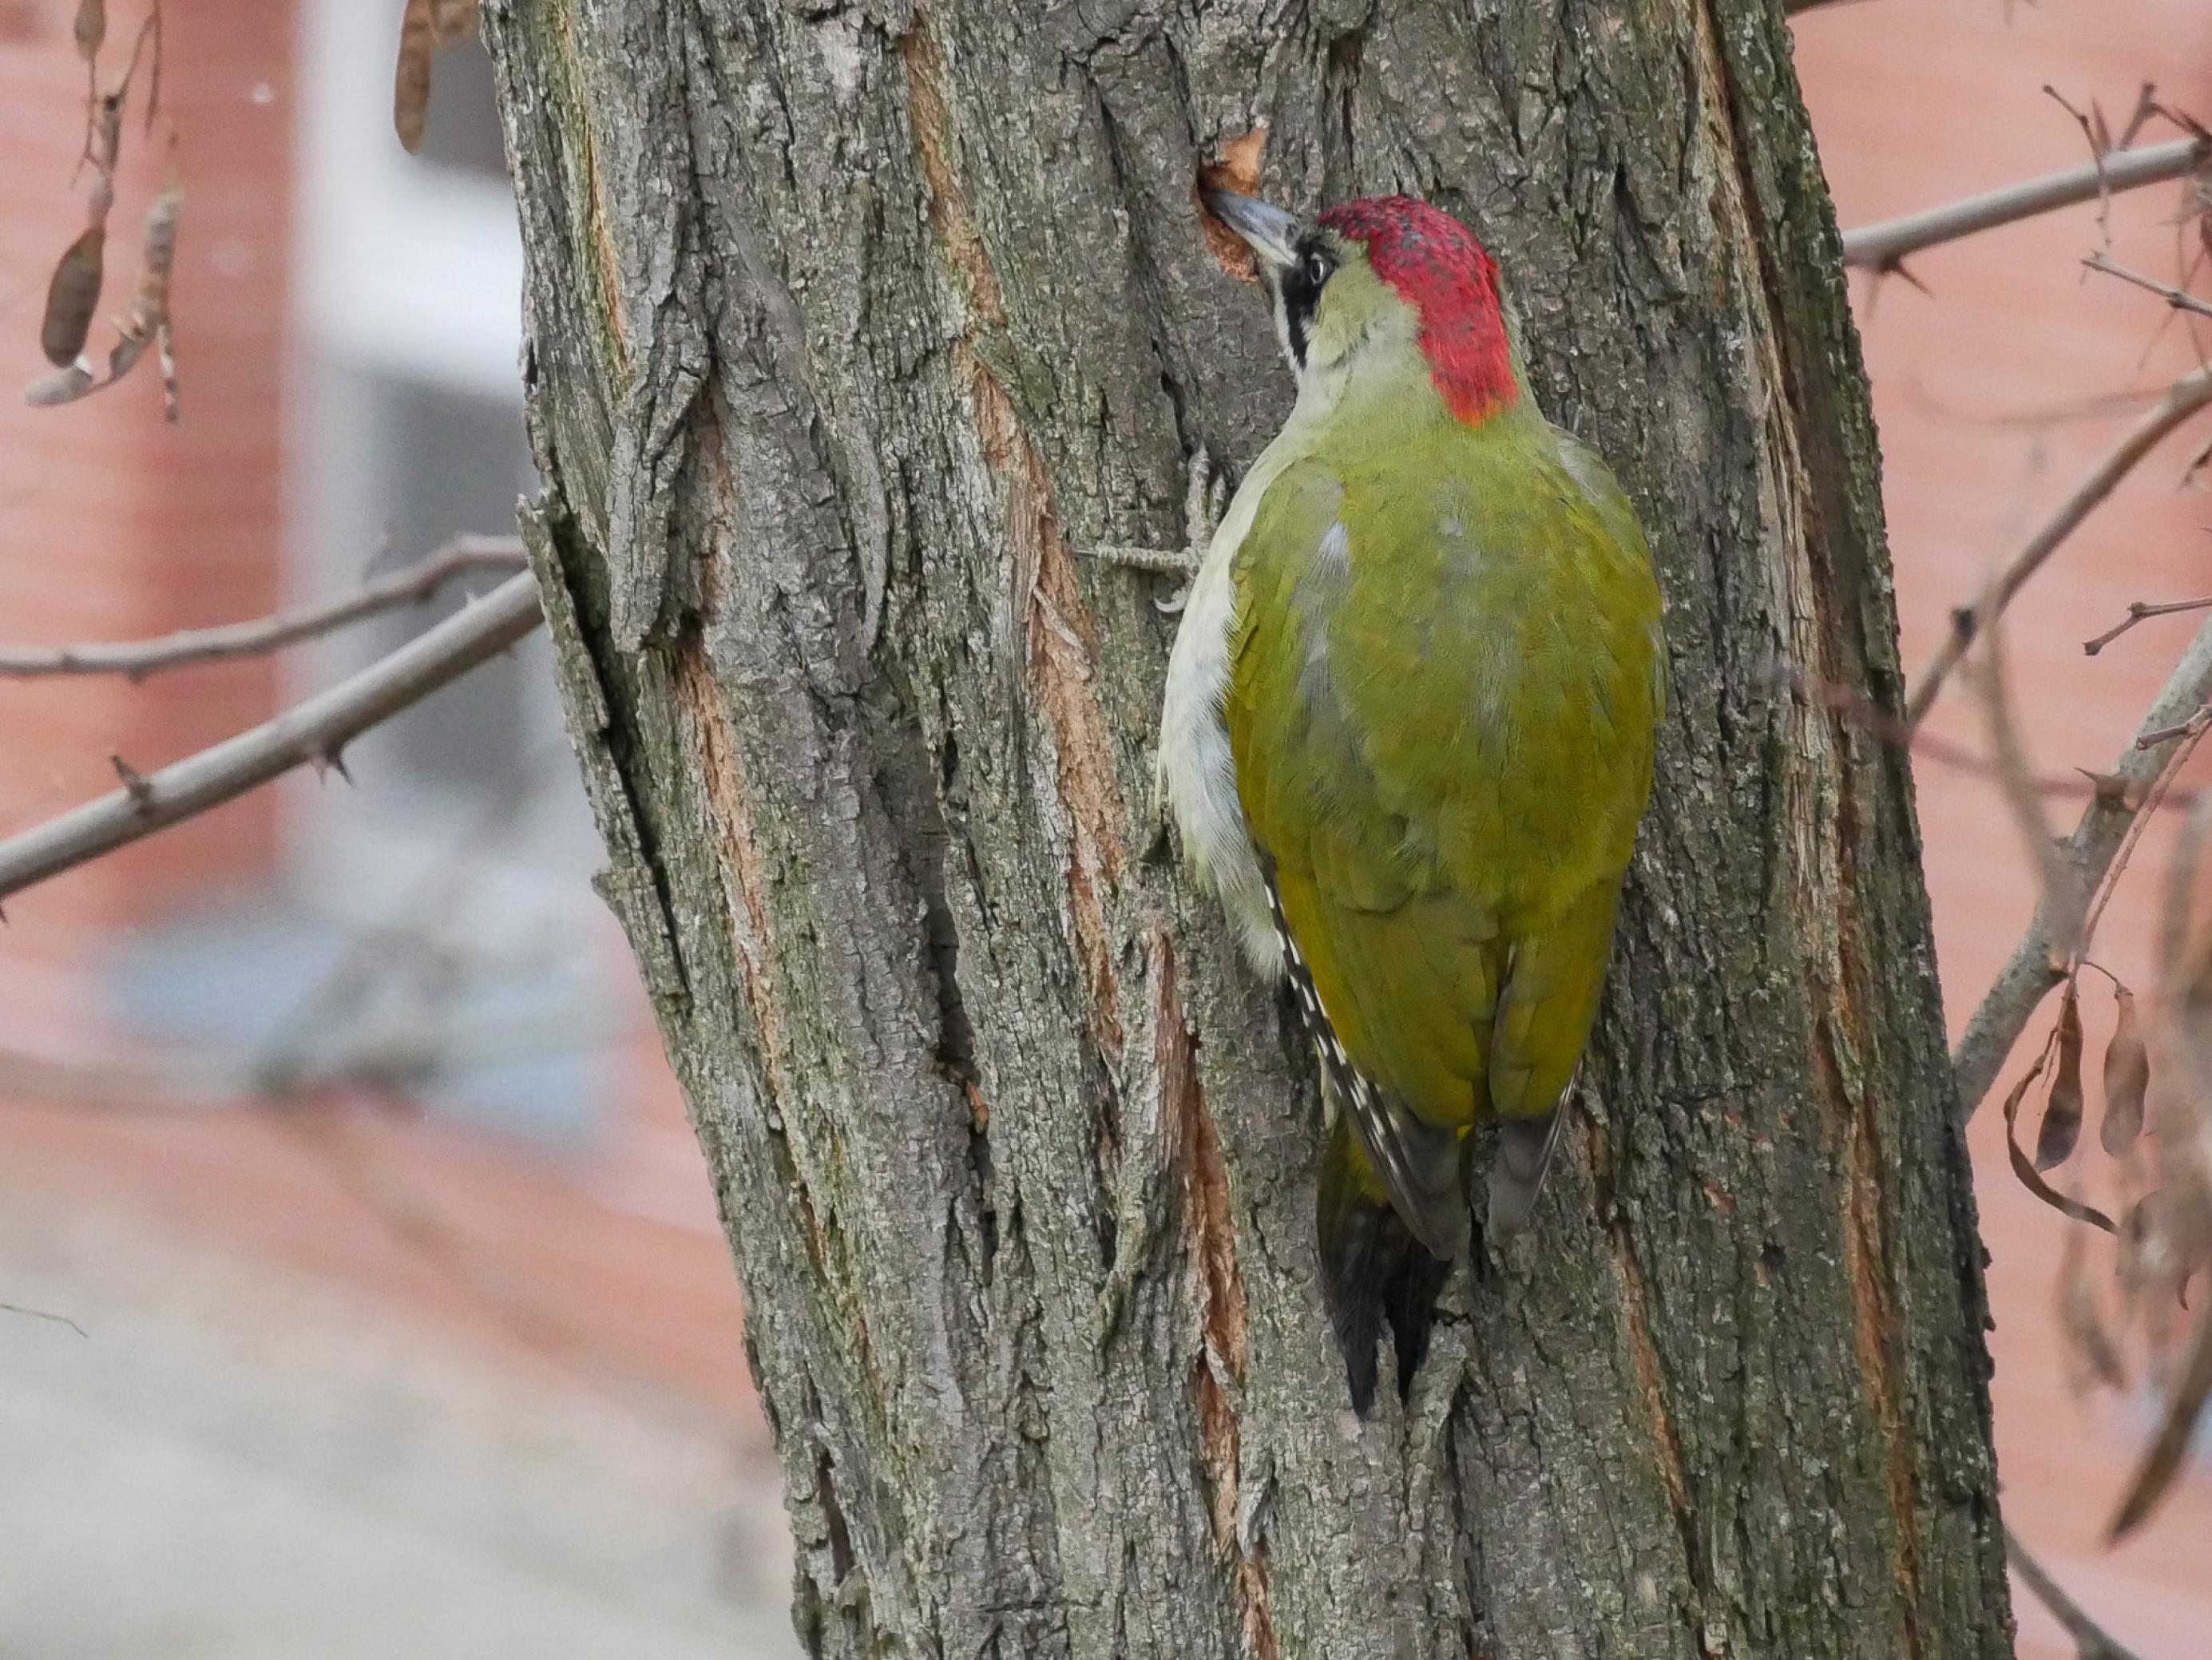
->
xmin=483 ymin=2 xmax=2011 ymax=1654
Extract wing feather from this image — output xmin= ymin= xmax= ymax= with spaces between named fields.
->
xmin=1225 ymin=421 xmax=1659 ymax=1244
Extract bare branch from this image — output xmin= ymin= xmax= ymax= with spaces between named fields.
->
xmin=0 ymin=572 xmax=541 ymax=904
xmin=0 ymin=1041 xmax=237 ymax=1111
xmin=0 ymin=536 xmax=526 ymax=680
xmin=2004 ymin=1529 xmax=2146 ymax=1660
xmin=1954 ymin=609 xmax=2212 ymax=1119
xmin=0 ymin=1012 xmax=636 ymax=1115
xmin=1780 ymin=662 xmax=2186 ymax=803
xmin=1974 ymin=613 xmax=2084 ymax=961
xmin=0 ymin=1300 xmax=85 ymax=1337
xmin=1841 ymin=137 xmax=2210 ymax=271
xmin=1906 ymin=365 xmax=2212 ymax=728
xmin=2085 ymin=251 xmax=2212 ymax=321
xmin=2084 ymin=593 xmax=2212 ymax=656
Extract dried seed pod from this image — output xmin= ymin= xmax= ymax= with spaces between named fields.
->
xmin=154 ymin=319 xmax=177 ymax=422
xmin=2108 ymin=1305 xmax=2212 ymax=1541
xmin=109 ymin=182 xmax=183 ymax=417
xmin=2036 ymin=983 xmax=2085 ymax=1171
xmin=73 ymin=0 xmax=103 ymax=61
xmin=39 ymin=225 xmax=105 ymax=367
xmin=2004 ymin=1036 xmax=2117 ymax=1234
xmin=2103 ymin=985 xmax=2150 ymax=1155
xmin=394 ymin=0 xmax=435 ymax=153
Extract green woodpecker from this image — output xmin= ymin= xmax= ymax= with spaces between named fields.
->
xmin=1160 ymin=190 xmax=1663 ymax=1412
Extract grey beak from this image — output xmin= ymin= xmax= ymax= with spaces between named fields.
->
xmin=1202 ymin=188 xmax=1300 ymax=269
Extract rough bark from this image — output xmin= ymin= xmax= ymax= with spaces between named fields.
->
xmin=482 ymin=1 xmax=2012 ymax=1655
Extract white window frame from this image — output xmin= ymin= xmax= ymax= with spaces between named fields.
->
xmin=280 ymin=0 xmax=593 ymax=933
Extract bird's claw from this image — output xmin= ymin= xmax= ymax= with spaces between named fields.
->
xmin=1077 ymin=446 xmax=1220 ymax=606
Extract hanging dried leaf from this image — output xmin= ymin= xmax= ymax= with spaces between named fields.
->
xmin=2118 ymin=1192 xmax=2163 ymax=1300
xmin=2119 ymin=1188 xmax=2209 ymax=1319
xmin=73 ymin=0 xmax=103 ymax=61
xmin=39 ymin=225 xmax=105 ymax=367
xmin=2036 ymin=984 xmax=2085 ymax=1170
xmin=2108 ymin=1301 xmax=2212 ymax=1540
xmin=2059 ymin=1221 xmax=2128 ymax=1391
xmin=394 ymin=0 xmax=436 ymax=154
xmin=2103 ymin=985 xmax=2150 ymax=1155
xmin=2004 ymin=1041 xmax=2119 ymax=1234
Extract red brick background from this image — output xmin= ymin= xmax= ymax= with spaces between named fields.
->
xmin=1798 ymin=2 xmax=2212 ymax=1654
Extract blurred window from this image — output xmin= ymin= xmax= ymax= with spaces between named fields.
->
xmin=226 ymin=0 xmax=619 ymax=1141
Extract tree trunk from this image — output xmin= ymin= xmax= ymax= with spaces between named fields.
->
xmin=482 ymin=1 xmax=2013 ymax=1654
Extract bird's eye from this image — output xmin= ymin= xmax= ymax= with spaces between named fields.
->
xmin=1303 ymin=249 xmax=1332 ymax=289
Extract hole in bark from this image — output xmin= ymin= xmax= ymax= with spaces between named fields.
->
xmin=1195 ymin=125 xmax=1270 ymax=283
xmin=966 ymin=1113 xmax=998 ymax=1282
xmin=815 ymin=1448 xmax=854 ymax=1584
xmin=926 ymin=732 xmax=997 ymax=1278
xmin=743 ymin=1330 xmax=779 ymax=1436
xmin=1326 ymin=30 xmax=1362 ymax=188
xmin=925 ymin=735 xmax=978 ymax=1084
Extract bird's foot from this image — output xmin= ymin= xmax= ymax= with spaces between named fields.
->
xmin=1080 ymin=446 xmax=1223 ymax=612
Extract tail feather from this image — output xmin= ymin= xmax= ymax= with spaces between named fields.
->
xmin=1317 ymin=1117 xmax=1455 ymax=1415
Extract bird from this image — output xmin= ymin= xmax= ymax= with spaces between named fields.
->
xmin=1156 ymin=188 xmax=1665 ymax=1413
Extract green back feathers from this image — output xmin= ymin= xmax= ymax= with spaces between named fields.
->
xmin=1224 ymin=389 xmax=1663 ymax=1221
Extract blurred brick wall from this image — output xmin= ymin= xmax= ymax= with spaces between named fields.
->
xmin=0 ymin=0 xmax=288 ymax=948
xmin=1797 ymin=4 xmax=2212 ymax=1656
xmin=0 ymin=2 xmax=757 ymax=1422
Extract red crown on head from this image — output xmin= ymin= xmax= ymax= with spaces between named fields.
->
xmin=1318 ymin=196 xmax=1517 ymax=423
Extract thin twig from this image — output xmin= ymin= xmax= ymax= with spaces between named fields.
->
xmin=2080 ymin=716 xmax=2210 ymax=961
xmin=2085 ymin=594 xmax=2212 ymax=655
xmin=1976 ymin=612 xmax=2085 ymax=961
xmin=249 ymin=744 xmax=561 ymax=1095
xmin=1779 ymin=664 xmax=2192 ymax=804
xmin=1955 ymin=609 xmax=2212 ymax=1119
xmin=0 ymin=572 xmax=541 ymax=903
xmin=1841 ymin=137 xmax=2210 ymax=271
xmin=2085 ymin=252 xmax=2212 ymax=323
xmin=0 ymin=537 xmax=525 ymax=679
xmin=2005 ymin=1529 xmax=2146 ymax=1660
xmin=2136 ymin=716 xmax=2211 ymax=748
xmin=0 ymin=1012 xmax=638 ymax=1115
xmin=0 ymin=1301 xmax=86 ymax=1337
xmin=0 ymin=1041 xmax=236 ymax=1111
xmin=1906 ymin=365 xmax=2212 ymax=728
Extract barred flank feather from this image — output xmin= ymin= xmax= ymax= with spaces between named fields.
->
xmin=1274 ymin=873 xmax=1457 ymax=1412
